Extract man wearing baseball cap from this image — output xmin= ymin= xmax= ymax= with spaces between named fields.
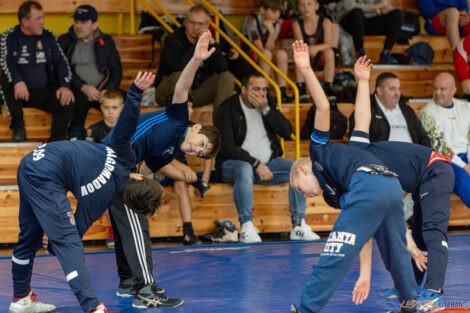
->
xmin=58 ymin=4 xmax=123 ymax=141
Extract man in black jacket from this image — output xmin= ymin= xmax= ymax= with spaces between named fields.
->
xmin=0 ymin=1 xmax=74 ymax=142
xmin=58 ymin=4 xmax=122 ymax=140
xmin=155 ymin=5 xmax=234 ymax=110
xmin=349 ymin=72 xmax=431 ymax=147
xmin=214 ymin=71 xmax=319 ymax=243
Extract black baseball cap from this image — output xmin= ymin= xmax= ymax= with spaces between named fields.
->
xmin=73 ymin=5 xmax=98 ymax=22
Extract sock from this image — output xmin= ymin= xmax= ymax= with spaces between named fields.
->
xmin=183 ymin=222 xmax=194 ymax=235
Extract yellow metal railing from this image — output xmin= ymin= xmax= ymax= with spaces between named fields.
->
xmin=129 ymin=0 xmax=301 ymax=158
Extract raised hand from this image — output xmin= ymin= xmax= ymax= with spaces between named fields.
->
xmin=193 ymin=31 xmax=216 ymax=62
xmin=292 ymin=40 xmax=311 ymax=71
xmin=353 ymin=55 xmax=372 ymax=82
xmin=134 ymin=71 xmax=156 ymax=91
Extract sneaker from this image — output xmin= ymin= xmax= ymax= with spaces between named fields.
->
xmin=190 ymin=179 xmax=210 ymax=198
xmin=202 ymin=220 xmax=239 ymax=243
xmin=91 ymin=303 xmax=108 ymax=313
xmin=379 ymin=51 xmax=399 ymax=64
xmin=290 ymin=304 xmax=300 ymax=313
xmin=290 ymin=219 xmax=320 ymax=241
xmin=183 ymin=232 xmax=202 ymax=245
xmin=9 ymin=289 xmax=56 ymax=313
xmin=11 ymin=127 xmax=26 ymax=143
xmin=417 ymin=289 xmax=444 ymax=312
xmin=117 ymin=279 xmax=165 ymax=297
xmin=132 ymin=284 xmax=183 ymax=308
xmin=240 ymin=221 xmax=262 ymax=243
xmin=106 ymin=238 xmax=115 ymax=249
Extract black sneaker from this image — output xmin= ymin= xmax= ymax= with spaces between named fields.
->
xmin=183 ymin=231 xmax=202 ymax=245
xmin=132 ymin=284 xmax=183 ymax=308
xmin=190 ymin=179 xmax=210 ymax=198
xmin=290 ymin=304 xmax=300 ymax=313
xmin=12 ymin=127 xmax=26 ymax=142
xmin=117 ymin=279 xmax=164 ymax=297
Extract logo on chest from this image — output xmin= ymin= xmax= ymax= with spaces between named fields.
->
xmin=162 ymin=146 xmax=175 ymax=157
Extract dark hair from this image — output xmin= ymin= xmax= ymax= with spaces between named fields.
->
xmin=375 ymin=72 xmax=398 ymax=90
xmin=199 ymin=124 xmax=222 ymax=159
xmin=260 ymin=0 xmax=282 ymax=11
xmin=101 ymin=89 xmax=124 ymax=104
xmin=18 ymin=1 xmax=42 ymax=22
xmin=241 ymin=70 xmax=265 ymax=87
xmin=188 ymin=4 xmax=211 ymax=21
xmin=121 ymin=177 xmax=163 ymax=216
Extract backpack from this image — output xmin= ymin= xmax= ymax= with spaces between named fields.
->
xmin=301 ymin=100 xmax=348 ymax=140
xmin=406 ymin=42 xmax=434 ymax=65
xmin=331 ymin=70 xmax=357 ymax=103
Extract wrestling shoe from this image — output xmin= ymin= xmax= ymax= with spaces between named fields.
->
xmin=290 ymin=304 xmax=300 ymax=313
xmin=290 ymin=219 xmax=320 ymax=241
xmin=90 ymin=303 xmax=108 ymax=313
xmin=132 ymin=284 xmax=183 ymax=308
xmin=417 ymin=289 xmax=444 ymax=312
xmin=116 ymin=278 xmax=165 ymax=297
xmin=240 ymin=221 xmax=261 ymax=243
xmin=9 ymin=289 xmax=56 ymax=313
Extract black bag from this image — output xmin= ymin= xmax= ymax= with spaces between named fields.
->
xmin=331 ymin=70 xmax=357 ymax=103
xmin=301 ymin=100 xmax=347 ymax=140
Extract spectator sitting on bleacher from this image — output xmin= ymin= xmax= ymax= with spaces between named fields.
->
xmin=452 ymin=34 xmax=470 ymax=95
xmin=420 ymin=72 xmax=470 ymax=208
xmin=418 ymin=0 xmax=470 ymax=52
xmin=0 ymin=0 xmax=74 ymax=142
xmin=292 ymin=0 xmax=336 ymax=102
xmin=242 ymin=0 xmax=293 ymax=102
xmin=58 ymin=4 xmax=122 ymax=141
xmin=349 ymin=72 xmax=431 ymax=147
xmin=214 ymin=70 xmax=320 ymax=243
xmin=333 ymin=0 xmax=404 ymax=64
xmin=155 ymin=5 xmax=234 ymax=111
xmin=139 ymin=100 xmax=212 ymax=246
xmin=208 ymin=0 xmax=252 ymax=81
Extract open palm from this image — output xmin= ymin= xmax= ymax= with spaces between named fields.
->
xmin=194 ymin=31 xmax=216 ymax=61
xmin=354 ymin=56 xmax=372 ymax=81
xmin=134 ymin=71 xmax=156 ymax=90
xmin=292 ymin=40 xmax=311 ymax=70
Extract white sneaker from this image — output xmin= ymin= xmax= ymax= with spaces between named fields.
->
xmin=240 ymin=221 xmax=262 ymax=243
xmin=290 ymin=219 xmax=320 ymax=241
xmin=9 ymin=289 xmax=56 ymax=313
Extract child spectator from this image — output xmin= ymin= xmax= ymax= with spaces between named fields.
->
xmin=292 ymin=0 xmax=335 ymax=102
xmin=242 ymin=0 xmax=292 ymax=102
xmin=86 ymin=89 xmax=124 ymax=249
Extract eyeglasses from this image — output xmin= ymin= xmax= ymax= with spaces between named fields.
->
xmin=187 ymin=20 xmax=208 ymax=27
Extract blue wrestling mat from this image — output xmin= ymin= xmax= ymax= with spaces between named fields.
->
xmin=1 ymin=235 xmax=469 ymax=313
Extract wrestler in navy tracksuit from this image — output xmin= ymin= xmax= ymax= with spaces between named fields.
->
xmin=299 ymin=129 xmax=417 ymax=313
xmin=11 ymin=83 xmax=143 ymax=313
xmin=102 ymin=101 xmax=188 ymax=292
xmin=349 ymin=130 xmax=454 ymax=293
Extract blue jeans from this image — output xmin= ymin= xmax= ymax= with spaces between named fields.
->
xmin=450 ymin=153 xmax=470 ymax=208
xmin=221 ymin=157 xmax=306 ymax=225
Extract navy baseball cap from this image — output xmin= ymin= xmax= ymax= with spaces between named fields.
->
xmin=73 ymin=5 xmax=98 ymax=22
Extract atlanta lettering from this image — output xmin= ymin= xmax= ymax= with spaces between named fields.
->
xmin=80 ymin=147 xmax=117 ymax=196
xmin=322 ymin=231 xmax=356 ymax=257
